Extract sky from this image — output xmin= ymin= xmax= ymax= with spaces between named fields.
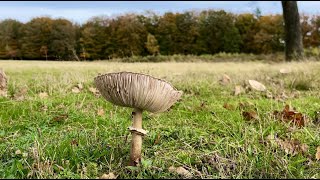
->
xmin=0 ymin=1 xmax=320 ymax=24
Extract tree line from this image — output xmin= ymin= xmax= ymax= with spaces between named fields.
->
xmin=0 ymin=9 xmax=319 ymax=61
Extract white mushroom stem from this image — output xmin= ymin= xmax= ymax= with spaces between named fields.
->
xmin=129 ymin=108 xmax=145 ymax=166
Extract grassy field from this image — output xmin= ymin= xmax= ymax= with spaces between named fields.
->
xmin=0 ymin=60 xmax=320 ymax=179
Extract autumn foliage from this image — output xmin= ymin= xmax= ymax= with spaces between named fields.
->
xmin=0 ymin=10 xmax=320 ymax=60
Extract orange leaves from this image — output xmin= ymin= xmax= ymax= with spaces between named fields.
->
xmin=272 ymin=104 xmax=308 ymax=127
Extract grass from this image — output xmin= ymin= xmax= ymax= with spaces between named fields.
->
xmin=0 ymin=59 xmax=320 ymax=179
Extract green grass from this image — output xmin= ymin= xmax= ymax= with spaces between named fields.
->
xmin=0 ymin=60 xmax=320 ymax=179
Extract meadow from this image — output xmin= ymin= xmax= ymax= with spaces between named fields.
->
xmin=0 ymin=59 xmax=320 ymax=178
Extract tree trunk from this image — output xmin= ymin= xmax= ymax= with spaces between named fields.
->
xmin=72 ymin=49 xmax=80 ymax=61
xmin=282 ymin=1 xmax=304 ymax=61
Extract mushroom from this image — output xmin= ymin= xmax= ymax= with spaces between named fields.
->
xmin=94 ymin=72 xmax=182 ymax=166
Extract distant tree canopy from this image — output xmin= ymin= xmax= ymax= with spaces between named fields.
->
xmin=0 ymin=10 xmax=318 ymax=60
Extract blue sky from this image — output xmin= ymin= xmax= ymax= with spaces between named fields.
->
xmin=0 ymin=1 xmax=319 ymax=24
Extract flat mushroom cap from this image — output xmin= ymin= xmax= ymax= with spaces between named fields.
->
xmin=94 ymin=72 xmax=183 ymax=113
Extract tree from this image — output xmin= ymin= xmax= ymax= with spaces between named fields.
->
xmin=253 ymin=15 xmax=285 ymax=54
xmin=235 ymin=13 xmax=258 ymax=53
xmin=50 ymin=18 xmax=77 ymax=60
xmin=282 ymin=1 xmax=304 ymax=61
xmin=20 ymin=17 xmax=53 ymax=59
xmin=145 ymin=33 xmax=159 ymax=55
xmin=0 ymin=19 xmax=23 ymax=59
xmin=197 ymin=10 xmax=242 ymax=54
xmin=155 ymin=12 xmax=179 ymax=55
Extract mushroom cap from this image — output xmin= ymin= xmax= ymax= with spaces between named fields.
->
xmin=94 ymin=72 xmax=183 ymax=113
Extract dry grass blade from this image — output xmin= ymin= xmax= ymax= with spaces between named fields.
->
xmin=316 ymin=146 xmax=320 ymax=161
xmin=168 ymin=166 xmax=192 ymax=178
xmin=0 ymin=69 xmax=7 ymax=97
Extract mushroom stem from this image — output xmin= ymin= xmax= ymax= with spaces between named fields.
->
xmin=129 ymin=108 xmax=143 ymax=166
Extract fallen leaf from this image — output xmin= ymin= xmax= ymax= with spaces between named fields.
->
xmin=202 ymin=153 xmax=236 ymax=176
xmin=89 ymin=87 xmax=101 ymax=97
xmin=72 ymin=87 xmax=80 ymax=93
xmin=195 ymin=101 xmax=207 ymax=111
xmin=238 ymin=101 xmax=255 ymax=110
xmin=100 ymin=172 xmax=117 ymax=179
xmin=219 ymin=74 xmax=231 ymax=85
xmin=22 ymin=153 xmax=28 ymax=158
xmin=15 ymin=149 xmax=22 ymax=155
xmin=248 ymin=80 xmax=266 ymax=91
xmin=266 ymin=134 xmax=308 ymax=156
xmin=265 ymin=91 xmax=273 ymax=99
xmin=71 ymin=139 xmax=78 ymax=146
xmin=242 ymin=110 xmax=259 ymax=120
xmin=38 ymin=92 xmax=48 ymax=99
xmin=272 ymin=104 xmax=308 ymax=127
xmin=97 ymin=108 xmax=105 ymax=116
xmin=52 ymin=114 xmax=68 ymax=123
xmin=234 ymin=85 xmax=242 ymax=96
xmin=200 ymin=101 xmax=206 ymax=108
xmin=153 ymin=133 xmax=161 ymax=145
xmin=13 ymin=87 xmax=28 ymax=101
xmin=77 ymin=83 xmax=83 ymax=90
xmin=169 ymin=166 xmax=192 ymax=178
xmin=0 ymin=89 xmax=7 ymax=97
xmin=223 ymin=103 xmax=235 ymax=110
xmin=316 ymin=146 xmax=320 ymax=161
xmin=279 ymin=68 xmax=291 ymax=74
